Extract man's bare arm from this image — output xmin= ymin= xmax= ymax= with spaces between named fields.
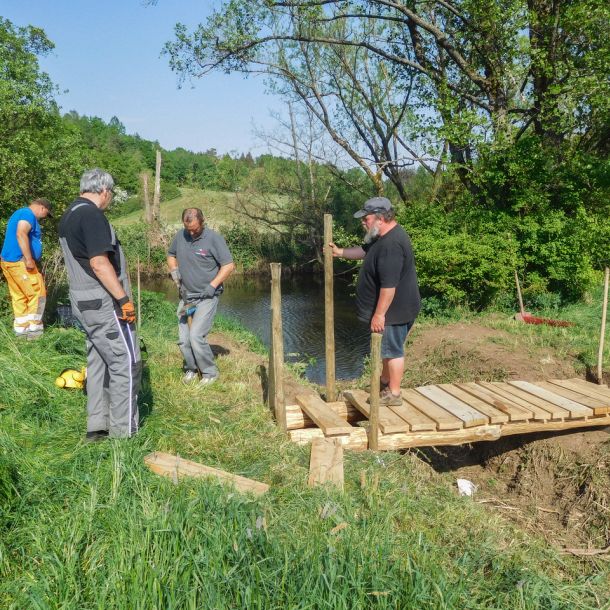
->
xmin=210 ymin=262 xmax=236 ymax=289
xmin=90 ymin=254 xmax=128 ymax=301
xmin=328 ymin=242 xmax=365 ymax=260
xmin=370 ymin=287 xmax=396 ymax=333
xmin=167 ymin=255 xmax=178 ymax=272
xmin=16 ymin=220 xmax=35 ymax=270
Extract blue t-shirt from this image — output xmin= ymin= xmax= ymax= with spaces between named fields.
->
xmin=1 ymin=208 xmax=42 ymax=262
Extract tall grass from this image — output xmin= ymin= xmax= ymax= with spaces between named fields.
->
xmin=0 ymin=289 xmax=607 ymax=608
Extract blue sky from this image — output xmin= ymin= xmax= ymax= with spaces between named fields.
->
xmin=1 ymin=0 xmax=281 ymax=154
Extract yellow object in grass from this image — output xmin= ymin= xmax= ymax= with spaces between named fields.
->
xmin=55 ymin=367 xmax=87 ymax=389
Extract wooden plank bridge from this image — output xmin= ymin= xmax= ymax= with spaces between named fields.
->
xmin=285 ymin=379 xmax=610 ymax=451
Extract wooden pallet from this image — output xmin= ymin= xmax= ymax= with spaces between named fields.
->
xmin=285 ymin=379 xmax=610 ymax=451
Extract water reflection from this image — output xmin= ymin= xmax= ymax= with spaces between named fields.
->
xmin=145 ymin=274 xmax=370 ymax=384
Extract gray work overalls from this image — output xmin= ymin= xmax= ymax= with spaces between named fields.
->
xmin=59 ymin=204 xmax=141 ymax=437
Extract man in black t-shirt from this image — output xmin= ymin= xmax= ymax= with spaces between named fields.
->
xmin=330 ymin=197 xmax=420 ymax=406
xmin=59 ymin=169 xmax=141 ymax=441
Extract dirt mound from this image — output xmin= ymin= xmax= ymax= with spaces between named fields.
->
xmin=406 ymin=321 xmax=577 ymax=385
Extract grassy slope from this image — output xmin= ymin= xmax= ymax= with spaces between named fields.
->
xmin=0 ymin=289 xmax=607 ymax=609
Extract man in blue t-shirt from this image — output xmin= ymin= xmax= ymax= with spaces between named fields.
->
xmin=1 ymin=198 xmax=53 ymax=338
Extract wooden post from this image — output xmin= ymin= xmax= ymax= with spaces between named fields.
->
xmin=368 ymin=333 xmax=382 ymax=450
xmin=153 ymin=150 xmax=162 ymax=223
xmin=323 ymin=214 xmax=336 ymax=402
xmin=514 ymin=270 xmax=525 ymax=316
xmin=597 ymin=267 xmax=609 ymax=384
xmin=136 ymin=256 xmax=142 ymax=332
xmin=140 ymin=172 xmax=151 ymax=224
xmin=270 ymin=263 xmax=286 ymax=431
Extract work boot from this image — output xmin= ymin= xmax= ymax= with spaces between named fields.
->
xmin=182 ymin=370 xmax=199 ymax=384
xmin=198 ymin=375 xmax=218 ymax=388
xmin=379 ymin=389 xmax=402 ymax=407
xmin=85 ymin=430 xmax=109 ymax=443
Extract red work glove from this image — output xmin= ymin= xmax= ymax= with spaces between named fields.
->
xmin=117 ymin=296 xmax=136 ymax=325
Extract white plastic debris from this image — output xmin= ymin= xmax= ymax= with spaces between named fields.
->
xmin=456 ymin=478 xmax=477 ymax=497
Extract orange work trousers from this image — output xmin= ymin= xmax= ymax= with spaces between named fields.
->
xmin=1 ymin=259 xmax=46 ymax=336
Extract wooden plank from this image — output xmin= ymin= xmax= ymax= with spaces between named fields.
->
xmin=439 ymin=384 xmax=509 ymax=424
xmin=456 ymin=383 xmax=532 ymax=421
xmin=553 ymin=379 xmax=610 ymax=402
xmin=343 ymin=390 xmax=410 ymax=434
xmin=478 ymin=382 xmax=564 ymax=422
xmin=537 ymin=381 xmax=610 ymax=414
xmin=285 ymin=401 xmax=364 ymax=430
xmin=288 ymin=427 xmax=368 ymax=451
xmin=401 ymin=389 xmax=463 ymax=430
xmin=144 ymin=452 xmax=269 ymax=496
xmin=509 ymin=381 xmax=593 ymax=419
xmin=416 ymin=385 xmax=488 ymax=428
xmin=388 ymin=399 xmax=436 ymax=432
xmin=545 ymin=380 xmax=610 ymax=416
xmin=308 ymin=437 xmax=343 ymax=489
xmin=377 ymin=414 xmax=610 ymax=450
xmin=296 ymin=394 xmax=354 ymax=436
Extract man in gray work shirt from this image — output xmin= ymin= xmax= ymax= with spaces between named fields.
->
xmin=167 ymin=208 xmax=235 ymax=386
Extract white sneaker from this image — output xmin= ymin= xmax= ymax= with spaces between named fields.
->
xmin=198 ymin=376 xmax=218 ymax=387
xmin=182 ymin=371 xmax=198 ymax=384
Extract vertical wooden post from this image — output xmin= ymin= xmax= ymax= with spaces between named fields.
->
xmin=323 ymin=214 xmax=336 ymax=402
xmin=597 ymin=267 xmax=609 ymax=384
xmin=514 ymin=269 xmax=525 ymax=317
xmin=368 ymin=333 xmax=382 ymax=450
xmin=153 ymin=150 xmax=162 ymax=223
xmin=136 ymin=256 xmax=142 ymax=332
xmin=270 ymin=263 xmax=286 ymax=431
xmin=141 ymin=172 xmax=151 ymax=224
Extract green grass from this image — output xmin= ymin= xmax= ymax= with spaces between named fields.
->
xmin=0 ymin=289 xmax=608 ymax=608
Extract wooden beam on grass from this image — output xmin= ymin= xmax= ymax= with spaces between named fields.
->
xmin=296 ymin=394 xmax=353 ymax=436
xmin=369 ymin=332 xmax=382 ymax=450
xmin=308 ymin=437 xmax=344 ymax=489
xmin=289 ymin=427 xmax=368 ymax=451
xmin=323 ymin=214 xmax=336 ymax=402
xmin=270 ymin=263 xmax=286 ymax=431
xmin=144 ymin=451 xmax=269 ymax=496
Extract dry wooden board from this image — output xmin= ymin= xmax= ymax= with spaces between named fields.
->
xmin=456 ymin=383 xmax=531 ymax=421
xmin=296 ymin=394 xmax=354 ymax=436
xmin=509 ymin=381 xmax=593 ymax=419
xmin=308 ymin=438 xmax=344 ymax=489
xmin=389 ymin=396 xmax=436 ymax=432
xmin=545 ymin=380 xmax=610 ymax=415
xmin=285 ymin=401 xmax=363 ymax=430
xmin=144 ymin=452 xmax=269 ymax=496
xmin=401 ymin=389 xmax=462 ymax=430
xmin=289 ymin=427 xmax=368 ymax=451
xmin=439 ymin=384 xmax=509 ymax=424
xmin=537 ymin=381 xmax=609 ymax=414
xmin=554 ymin=379 xmax=610 ymax=402
xmin=478 ymin=382 xmax=565 ymax=421
xmin=416 ymin=385 xmax=488 ymax=428
xmin=343 ymin=390 xmax=410 ymax=434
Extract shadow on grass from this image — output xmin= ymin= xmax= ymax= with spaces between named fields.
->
xmin=210 ymin=344 xmax=230 ymax=357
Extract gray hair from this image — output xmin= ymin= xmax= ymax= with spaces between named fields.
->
xmin=80 ymin=168 xmax=114 ymax=194
xmin=182 ymin=208 xmax=204 ymax=223
xmin=375 ymin=208 xmax=396 ymax=222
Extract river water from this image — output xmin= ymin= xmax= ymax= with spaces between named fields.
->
xmin=145 ymin=274 xmax=371 ymax=384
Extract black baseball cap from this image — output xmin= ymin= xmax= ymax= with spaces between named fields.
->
xmin=353 ymin=196 xmax=392 ymax=218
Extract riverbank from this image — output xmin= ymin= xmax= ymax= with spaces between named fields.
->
xmin=0 ymin=289 xmax=608 ymax=607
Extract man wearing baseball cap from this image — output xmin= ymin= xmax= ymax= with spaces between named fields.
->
xmin=329 ymin=196 xmax=420 ymax=405
xmin=1 ymin=198 xmax=53 ymax=339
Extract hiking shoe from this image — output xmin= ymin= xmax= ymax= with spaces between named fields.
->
xmin=379 ymin=391 xmax=402 ymax=407
xmin=182 ymin=370 xmax=199 ymax=384
xmin=198 ymin=375 xmax=218 ymax=387
xmin=85 ymin=430 xmax=109 ymax=443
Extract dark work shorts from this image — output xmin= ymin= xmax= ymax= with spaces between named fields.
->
xmin=381 ymin=321 xmax=414 ymax=359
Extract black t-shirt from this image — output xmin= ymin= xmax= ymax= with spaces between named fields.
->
xmin=355 ymin=224 xmax=421 ymax=325
xmin=58 ymin=198 xmax=121 ymax=278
